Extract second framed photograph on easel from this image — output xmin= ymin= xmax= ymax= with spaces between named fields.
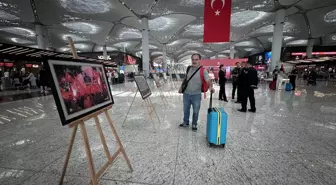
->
xmin=134 ymin=75 xmax=152 ymax=99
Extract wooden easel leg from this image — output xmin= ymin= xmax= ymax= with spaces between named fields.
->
xmin=104 ymin=111 xmax=133 ymax=172
xmin=94 ymin=116 xmax=112 ymax=161
xmin=148 ymin=97 xmax=161 ymax=124
xmin=122 ymin=90 xmax=138 ymax=127
xmin=59 ymin=125 xmax=78 ymax=185
xmin=143 ymin=99 xmax=157 ymax=132
xmin=79 ymin=123 xmax=98 ymax=185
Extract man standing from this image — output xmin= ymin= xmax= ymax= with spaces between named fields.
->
xmin=236 ymin=62 xmax=247 ymax=103
xmin=218 ymin=64 xmax=228 ymax=102
xmin=289 ymin=66 xmax=298 ymax=90
xmin=178 ymin=53 xmax=215 ymax=131
xmin=231 ymin=62 xmax=241 ymax=101
xmin=239 ymin=62 xmax=258 ymax=113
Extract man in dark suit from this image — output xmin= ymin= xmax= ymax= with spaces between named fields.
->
xmin=236 ymin=62 xmax=247 ymax=103
xmin=231 ymin=62 xmax=241 ymax=100
xmin=238 ymin=62 xmax=258 ymax=113
xmin=218 ymin=65 xmax=228 ymax=101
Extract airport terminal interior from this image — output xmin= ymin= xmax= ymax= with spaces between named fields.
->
xmin=0 ymin=0 xmax=336 ymax=185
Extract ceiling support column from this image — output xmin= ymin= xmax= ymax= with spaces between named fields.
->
xmin=35 ymin=24 xmax=47 ymax=50
xmin=230 ymin=45 xmax=235 ymax=59
xmin=270 ymin=9 xmax=286 ymax=71
xmin=141 ymin=17 xmax=150 ymax=77
xmin=306 ymin=39 xmax=314 ymax=59
xmin=162 ymin=46 xmax=167 ymax=72
xmin=103 ymin=45 xmax=108 ymax=60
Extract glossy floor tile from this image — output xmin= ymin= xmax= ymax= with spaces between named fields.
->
xmin=0 ymin=80 xmax=335 ymax=185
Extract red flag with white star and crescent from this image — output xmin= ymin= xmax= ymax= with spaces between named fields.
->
xmin=203 ymin=0 xmax=232 ymax=42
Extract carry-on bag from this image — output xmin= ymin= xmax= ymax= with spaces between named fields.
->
xmin=285 ymin=83 xmax=292 ymax=91
xmin=269 ymin=80 xmax=276 ymax=90
xmin=206 ymin=92 xmax=228 ymax=147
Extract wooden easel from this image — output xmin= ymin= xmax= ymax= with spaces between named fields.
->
xmin=59 ymin=106 xmax=133 ymax=185
xmin=152 ymin=73 xmax=169 ymax=106
xmin=122 ymin=90 xmax=160 ymax=132
xmin=59 ymin=37 xmax=133 ymax=185
xmin=155 ymin=83 xmax=169 ymax=107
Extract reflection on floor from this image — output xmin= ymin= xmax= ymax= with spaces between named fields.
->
xmin=0 ymin=80 xmax=335 ymax=185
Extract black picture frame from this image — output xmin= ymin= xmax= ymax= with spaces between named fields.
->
xmin=134 ymin=75 xmax=152 ymax=100
xmin=46 ymin=59 xmax=114 ymax=126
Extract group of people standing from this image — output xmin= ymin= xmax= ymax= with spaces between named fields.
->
xmin=218 ymin=62 xmax=259 ymax=113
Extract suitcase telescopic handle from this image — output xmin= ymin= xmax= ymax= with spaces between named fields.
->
xmin=209 ymin=91 xmax=213 ymax=109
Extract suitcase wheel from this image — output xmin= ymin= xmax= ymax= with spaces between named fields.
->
xmin=222 ymin=144 xmax=225 ymax=148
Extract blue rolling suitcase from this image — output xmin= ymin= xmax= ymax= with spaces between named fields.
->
xmin=285 ymin=82 xmax=292 ymax=91
xmin=206 ymin=93 xmax=228 ymax=147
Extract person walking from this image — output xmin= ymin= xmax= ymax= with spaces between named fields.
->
xmin=239 ymin=62 xmax=258 ymax=113
xmin=231 ymin=62 xmax=241 ymax=100
xmin=178 ymin=53 xmax=215 ymax=131
xmin=289 ymin=66 xmax=298 ymax=90
xmin=218 ymin=64 xmax=228 ymax=102
xmin=39 ymin=66 xmax=49 ymax=93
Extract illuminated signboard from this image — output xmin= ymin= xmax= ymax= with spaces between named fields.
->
xmin=5 ymin=63 xmax=13 ymax=67
xmin=291 ymin=52 xmax=336 ymax=56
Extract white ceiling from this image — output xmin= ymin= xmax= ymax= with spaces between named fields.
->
xmin=0 ymin=0 xmax=335 ymax=64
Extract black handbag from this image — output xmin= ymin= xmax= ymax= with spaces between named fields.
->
xmin=181 ymin=66 xmax=201 ymax=93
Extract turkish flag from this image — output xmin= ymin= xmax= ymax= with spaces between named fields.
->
xmin=203 ymin=0 xmax=232 ymax=42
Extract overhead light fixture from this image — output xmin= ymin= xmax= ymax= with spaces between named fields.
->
xmin=139 ymin=44 xmax=158 ymax=49
xmin=324 ymin=9 xmax=336 ymax=23
xmin=182 ymin=24 xmax=203 ymax=36
xmin=167 ymin=40 xmax=182 ymax=46
xmin=59 ymin=0 xmax=112 ymax=14
xmin=59 ymin=47 xmax=70 ymax=52
xmin=151 ymin=51 xmax=163 ymax=56
xmin=94 ymin=46 xmax=117 ymax=52
xmin=149 ymin=17 xmax=177 ymax=31
xmin=61 ymin=34 xmax=88 ymax=42
xmin=10 ymin=38 xmax=34 ymax=44
xmin=66 ymin=43 xmax=90 ymax=49
xmin=62 ymin=22 xmax=100 ymax=34
xmin=0 ymin=27 xmax=35 ymax=37
xmin=0 ymin=10 xmax=19 ymax=20
xmin=135 ymin=51 xmax=142 ymax=57
xmin=114 ymin=42 xmax=132 ymax=48
xmin=244 ymin=48 xmax=255 ymax=52
xmin=268 ymin=36 xmax=295 ymax=42
xmin=118 ymin=28 xmax=142 ymax=39
xmin=179 ymin=0 xmax=204 ymax=6
xmin=235 ymin=41 xmax=254 ymax=47
xmin=253 ymin=22 xmax=300 ymax=35
xmin=332 ymin=35 xmax=336 ymax=41
xmin=287 ymin=39 xmax=308 ymax=45
xmin=184 ymin=42 xmax=204 ymax=48
xmin=231 ymin=11 xmax=267 ymax=27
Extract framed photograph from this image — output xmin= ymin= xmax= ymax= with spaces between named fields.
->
xmin=47 ymin=59 xmax=114 ymax=126
xmin=134 ymin=75 xmax=152 ymax=100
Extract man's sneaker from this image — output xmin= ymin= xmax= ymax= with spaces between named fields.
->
xmin=179 ymin=123 xmax=189 ymax=127
xmin=192 ymin=125 xmax=197 ymax=132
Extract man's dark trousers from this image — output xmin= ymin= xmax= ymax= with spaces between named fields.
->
xmin=241 ymin=87 xmax=256 ymax=111
xmin=289 ymin=77 xmax=296 ymax=90
xmin=232 ymin=82 xmax=238 ymax=99
xmin=219 ymin=82 xmax=227 ymax=101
